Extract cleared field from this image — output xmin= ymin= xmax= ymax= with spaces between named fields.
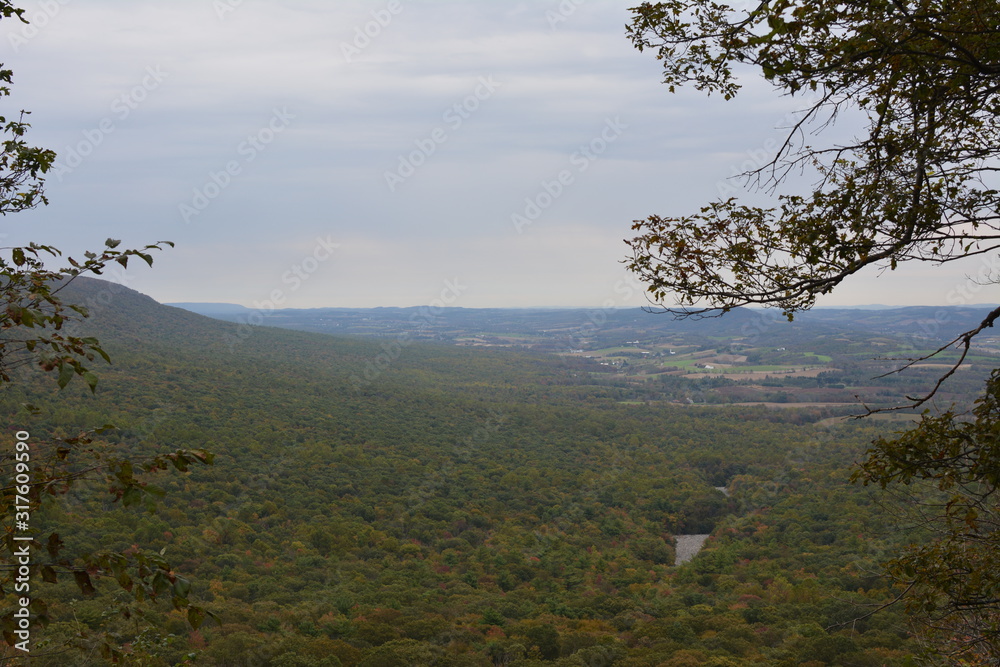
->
xmin=590 ymin=346 xmax=655 ymax=355
xmin=730 ymin=401 xmax=859 ymax=408
xmin=816 ymin=412 xmax=921 ymax=427
xmin=660 ymin=359 xmax=703 ymax=368
xmin=682 ymin=367 xmax=834 ymax=380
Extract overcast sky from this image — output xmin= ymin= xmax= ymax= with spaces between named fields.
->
xmin=4 ymin=0 xmax=995 ymax=309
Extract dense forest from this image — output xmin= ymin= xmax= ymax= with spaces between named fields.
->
xmin=0 ymin=279 xmax=937 ymax=665
xmin=3 ymin=0 xmax=999 ymax=662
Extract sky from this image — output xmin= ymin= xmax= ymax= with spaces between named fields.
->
xmin=3 ymin=0 xmax=996 ymax=309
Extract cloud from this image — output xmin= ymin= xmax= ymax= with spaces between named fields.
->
xmin=4 ymin=0 xmax=964 ymax=309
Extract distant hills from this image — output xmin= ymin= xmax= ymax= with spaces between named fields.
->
xmin=166 ymin=300 xmax=999 ymax=346
xmin=159 ymin=292 xmax=1000 ymax=410
xmin=167 ymin=302 xmax=254 ymax=314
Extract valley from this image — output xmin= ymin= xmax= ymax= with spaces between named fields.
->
xmin=0 ymin=281 xmax=988 ymax=665
xmin=176 ymin=301 xmax=1000 ymax=413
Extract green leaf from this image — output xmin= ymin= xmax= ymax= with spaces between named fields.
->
xmin=46 ymin=533 xmax=63 ymax=558
xmin=187 ymin=606 xmax=206 ymax=630
xmin=144 ymin=484 xmax=166 ymax=498
xmin=121 ymin=486 xmax=142 ymax=507
xmin=73 ymin=571 xmax=96 ymax=596
xmin=174 ymin=575 xmax=192 ymax=599
xmin=56 ymin=362 xmax=74 ymax=389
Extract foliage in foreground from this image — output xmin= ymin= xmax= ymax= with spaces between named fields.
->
xmin=624 ymin=2 xmax=1000 ymax=660
xmin=0 ymin=3 xmax=212 ymax=659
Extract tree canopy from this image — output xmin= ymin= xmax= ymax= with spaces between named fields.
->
xmin=625 ymin=0 xmax=1000 ymax=319
xmin=854 ymin=370 xmax=1000 ymax=662
xmin=624 ymin=1 xmax=1000 ymax=662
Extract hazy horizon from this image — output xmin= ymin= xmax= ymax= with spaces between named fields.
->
xmin=7 ymin=0 xmax=998 ymax=310
xmin=165 ymin=299 xmax=1000 ymax=312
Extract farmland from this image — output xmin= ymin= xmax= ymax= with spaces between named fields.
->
xmin=173 ymin=303 xmax=1000 ymax=413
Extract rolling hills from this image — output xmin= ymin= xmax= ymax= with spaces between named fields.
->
xmin=0 ymin=278 xmax=950 ymax=665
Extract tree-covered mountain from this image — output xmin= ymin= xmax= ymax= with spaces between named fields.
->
xmin=2 ymin=278 xmax=931 ymax=665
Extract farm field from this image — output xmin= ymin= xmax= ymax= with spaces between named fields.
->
xmin=173 ymin=303 xmax=1000 ymax=413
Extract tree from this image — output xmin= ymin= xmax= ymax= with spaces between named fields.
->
xmin=0 ymin=3 xmax=213 ymax=661
xmin=623 ymin=0 xmax=1000 ymax=661
xmin=624 ymin=0 xmax=999 ymax=320
xmin=854 ymin=370 xmax=1000 ymax=663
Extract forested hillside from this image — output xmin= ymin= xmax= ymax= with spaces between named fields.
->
xmin=172 ymin=301 xmax=1000 ymax=413
xmin=2 ymin=279 xmax=927 ymax=665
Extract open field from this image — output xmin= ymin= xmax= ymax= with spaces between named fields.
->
xmin=681 ymin=367 xmax=834 ymax=380
xmin=179 ymin=304 xmax=1000 ymax=410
